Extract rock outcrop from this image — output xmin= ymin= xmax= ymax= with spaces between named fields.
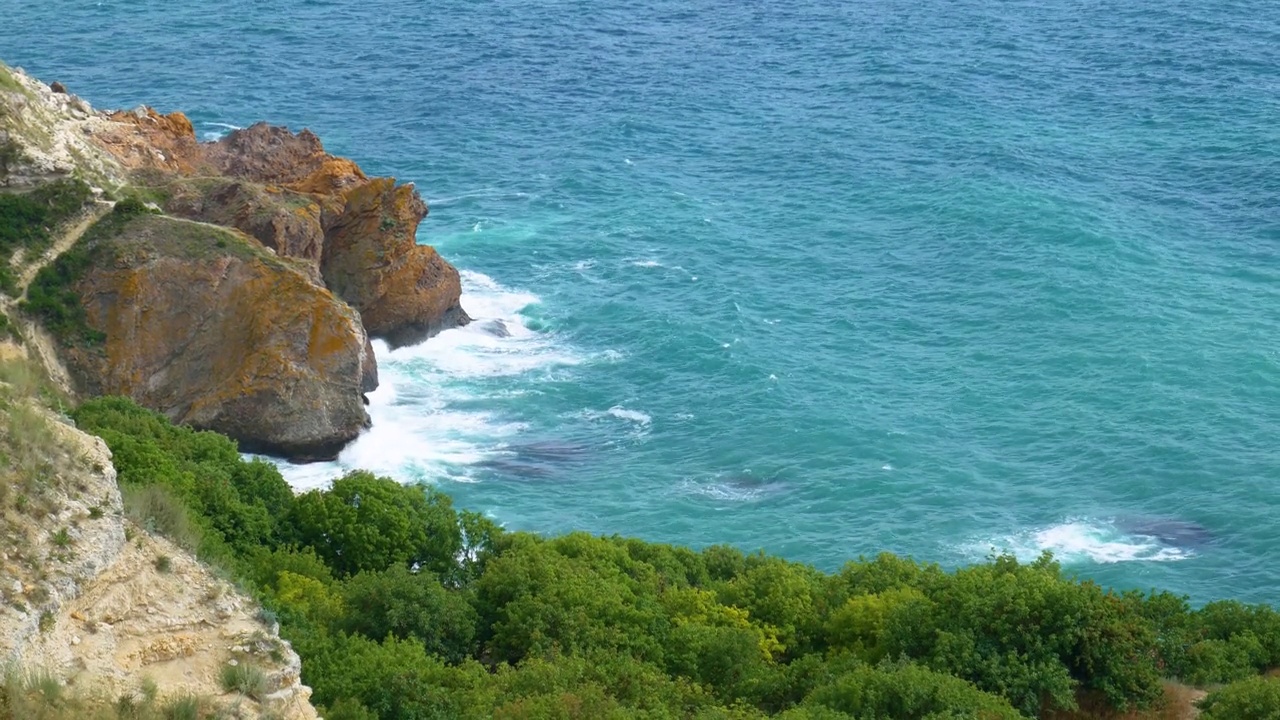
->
xmin=323 ymin=177 xmax=468 ymax=346
xmin=0 ymin=62 xmax=470 ymax=459
xmin=0 ymin=64 xmax=127 ymax=190
xmin=93 ymin=112 xmax=470 ymax=347
xmin=63 ymin=212 xmax=374 ymax=461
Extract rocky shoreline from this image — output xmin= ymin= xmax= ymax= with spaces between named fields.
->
xmin=0 ymin=63 xmax=468 ymax=461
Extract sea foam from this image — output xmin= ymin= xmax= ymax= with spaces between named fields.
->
xmin=964 ymin=519 xmax=1193 ymax=565
xmin=273 ymin=270 xmax=577 ymax=490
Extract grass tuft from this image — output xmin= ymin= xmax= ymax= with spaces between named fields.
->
xmin=218 ymin=663 xmax=268 ymax=701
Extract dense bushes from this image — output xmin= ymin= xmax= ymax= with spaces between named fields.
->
xmin=75 ymin=395 xmax=1280 ymax=719
xmin=1199 ymin=676 xmax=1280 ymax=720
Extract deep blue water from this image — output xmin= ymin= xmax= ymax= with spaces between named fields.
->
xmin=6 ymin=0 xmax=1280 ymax=602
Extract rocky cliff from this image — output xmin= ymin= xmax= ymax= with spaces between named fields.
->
xmin=62 ymin=211 xmax=375 ymax=461
xmin=0 ymin=354 xmax=316 ymax=719
xmin=0 ymin=62 xmax=468 ymax=459
xmin=96 ymin=105 xmax=470 ymax=348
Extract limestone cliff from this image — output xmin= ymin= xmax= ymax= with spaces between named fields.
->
xmin=0 ymin=356 xmax=316 ymax=719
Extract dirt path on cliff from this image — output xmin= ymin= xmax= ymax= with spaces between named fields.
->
xmin=0 ymin=200 xmax=114 ymax=396
xmin=18 ymin=200 xmax=114 ymax=295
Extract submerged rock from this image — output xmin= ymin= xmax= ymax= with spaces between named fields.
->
xmin=1118 ymin=517 xmax=1214 ymax=548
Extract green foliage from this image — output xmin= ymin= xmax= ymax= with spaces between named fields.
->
xmin=336 ymin=564 xmax=478 ymax=663
xmin=0 ymin=311 xmax=22 ymax=341
xmin=75 ymin=395 xmax=1280 ymax=720
xmin=0 ymin=180 xmax=92 ymax=295
xmin=21 ymin=240 xmax=100 ymax=344
xmin=0 ymin=667 xmax=215 ymax=720
xmin=1199 ymin=676 xmax=1280 ymax=720
xmin=21 ymin=198 xmax=149 ymax=344
xmin=474 ymin=532 xmax=671 ymax=666
xmin=74 ymin=396 xmax=295 ymax=559
xmin=295 ymin=632 xmax=489 ymax=720
xmin=288 ymin=471 xmax=461 ymax=576
xmin=876 ymin=553 xmax=1164 ymax=716
xmin=110 ymin=196 xmax=152 ymax=218
xmin=322 ymin=698 xmax=380 ymax=720
xmin=801 ymin=662 xmax=1024 ymax=719
xmin=219 ymin=662 xmax=268 ymax=700
xmin=715 ymin=555 xmax=824 ymax=657
xmin=163 ymin=695 xmax=205 ymax=720
xmin=121 ymin=483 xmax=202 ymax=551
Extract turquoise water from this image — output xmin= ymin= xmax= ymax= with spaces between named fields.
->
xmin=7 ymin=0 xmax=1280 ymax=603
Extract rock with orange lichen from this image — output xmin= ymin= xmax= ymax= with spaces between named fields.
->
xmin=90 ymin=118 xmax=469 ymax=343
xmin=322 ymin=177 xmax=469 ymax=346
xmin=162 ymin=178 xmax=329 ymax=277
xmin=94 ymin=107 xmax=205 ymax=175
xmin=59 ymin=211 xmax=374 ymax=461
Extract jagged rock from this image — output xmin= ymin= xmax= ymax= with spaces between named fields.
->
xmin=162 ymin=178 xmax=328 ymax=282
xmin=95 ymin=107 xmax=204 ymax=175
xmin=205 ymin=123 xmax=367 ymax=192
xmin=1 ymin=65 xmax=465 ymax=464
xmin=322 ymin=177 xmax=470 ymax=346
xmin=63 ymin=213 xmax=374 ymax=461
xmin=0 ymin=64 xmax=127 ymax=189
xmin=90 ymin=117 xmax=470 ymax=345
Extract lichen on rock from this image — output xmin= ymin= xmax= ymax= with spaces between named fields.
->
xmin=95 ymin=117 xmax=471 ymax=345
xmin=57 ymin=211 xmax=374 ymax=461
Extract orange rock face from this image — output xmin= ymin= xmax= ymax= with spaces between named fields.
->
xmin=67 ymin=214 xmax=374 ymax=461
xmin=322 ymin=178 xmax=468 ymax=346
xmin=93 ymin=116 xmax=469 ymax=344
xmin=163 ymin=179 xmax=328 ymax=277
xmin=94 ymin=108 xmax=204 ymax=175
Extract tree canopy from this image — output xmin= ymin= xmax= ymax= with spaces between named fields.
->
xmin=75 ymin=396 xmax=1280 ymax=719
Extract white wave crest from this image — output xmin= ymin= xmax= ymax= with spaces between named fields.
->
xmin=385 ymin=270 xmax=580 ymax=378
xmin=199 ymin=122 xmax=242 ymax=141
xmin=964 ymin=519 xmax=1193 ymax=564
xmin=607 ymin=406 xmax=651 ymax=426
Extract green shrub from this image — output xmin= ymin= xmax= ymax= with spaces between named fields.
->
xmin=0 ymin=311 xmax=21 ymax=341
xmin=74 ymin=393 xmax=1280 ymax=720
xmin=1199 ymin=675 xmax=1280 ymax=720
xmin=802 ymin=662 xmax=1024 ymax=720
xmin=219 ymin=662 xmax=269 ymax=700
xmin=20 ymin=198 xmax=149 ymax=344
xmin=121 ymin=483 xmax=202 ymax=551
xmin=322 ymin=698 xmax=379 ymax=720
xmin=288 ymin=471 xmax=461 ymax=577
xmin=163 ymin=694 xmax=205 ymax=720
xmin=20 ymin=240 xmax=102 ymax=344
xmin=336 ymin=564 xmax=478 ymax=663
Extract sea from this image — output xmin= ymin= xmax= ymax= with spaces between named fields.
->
xmin=5 ymin=0 xmax=1280 ymax=604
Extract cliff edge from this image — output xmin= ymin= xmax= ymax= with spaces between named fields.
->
xmin=0 ymin=356 xmax=317 ymax=719
xmin=0 ymin=62 xmax=468 ymax=460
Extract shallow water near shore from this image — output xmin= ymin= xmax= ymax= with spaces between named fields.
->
xmin=7 ymin=0 xmax=1280 ymax=603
